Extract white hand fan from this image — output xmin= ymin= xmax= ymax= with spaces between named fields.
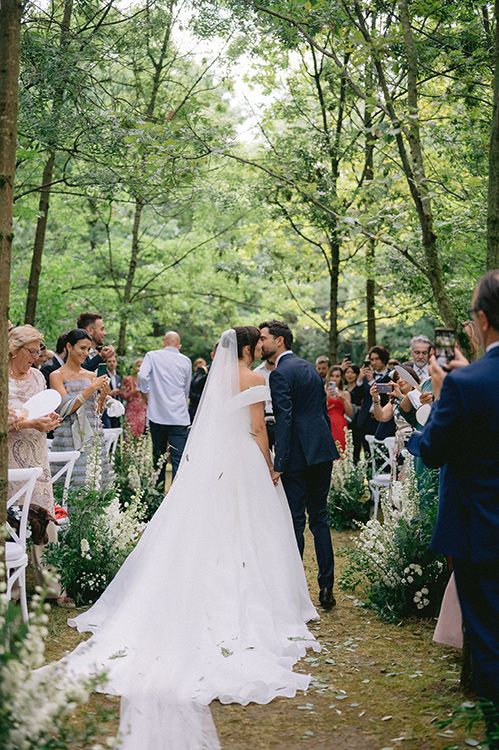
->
xmin=394 ymin=365 xmax=420 ymax=391
xmin=416 ymin=403 xmax=432 ymax=426
xmin=23 ymin=389 xmax=61 ymax=419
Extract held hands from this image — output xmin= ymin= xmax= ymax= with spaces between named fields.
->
xmin=270 ymin=468 xmax=282 ymax=486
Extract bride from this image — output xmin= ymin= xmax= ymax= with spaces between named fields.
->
xmin=59 ymin=327 xmax=320 ymax=749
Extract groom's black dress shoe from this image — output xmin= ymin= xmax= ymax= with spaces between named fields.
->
xmin=319 ymin=588 xmax=336 ymax=611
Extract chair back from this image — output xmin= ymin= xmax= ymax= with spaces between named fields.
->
xmin=48 ymin=450 xmax=80 ymax=506
xmin=103 ymin=427 xmax=122 ymax=459
xmin=365 ymin=435 xmax=396 ymax=477
xmin=6 ymin=467 xmax=43 ymax=547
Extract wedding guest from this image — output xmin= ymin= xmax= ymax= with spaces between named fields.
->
xmin=409 ymin=270 xmax=499 ymax=748
xmin=356 ymin=345 xmax=395 ymax=452
xmin=121 ymin=359 xmax=147 ymax=438
xmin=102 ymin=354 xmax=122 ymax=429
xmin=34 ymin=342 xmax=52 ymax=369
xmin=410 ymin=335 xmax=432 ymax=381
xmin=76 ymin=312 xmax=115 ymax=371
xmin=315 ymin=355 xmax=330 ymax=383
xmin=325 ymin=366 xmax=352 ymax=453
xmin=8 ymin=325 xmax=65 ymax=601
xmin=189 ymin=357 xmax=208 ymax=421
xmin=138 ymin=331 xmax=192 ymax=483
xmin=41 ymin=331 xmax=68 ymax=386
xmin=50 ymin=328 xmax=112 ymax=488
xmin=344 ymin=363 xmax=364 ymax=461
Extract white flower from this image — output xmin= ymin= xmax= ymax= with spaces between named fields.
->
xmin=407 ymin=575 xmax=414 ymax=583
xmin=421 ymin=587 xmax=429 ymax=595
xmin=80 ymin=538 xmax=90 ymax=555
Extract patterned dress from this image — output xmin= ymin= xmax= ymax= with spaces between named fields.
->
xmin=8 ymin=368 xmax=55 ymax=512
xmin=8 ymin=367 xmax=59 ymax=593
xmin=50 ymin=378 xmax=112 ymax=489
xmin=121 ymin=375 xmax=147 ymax=437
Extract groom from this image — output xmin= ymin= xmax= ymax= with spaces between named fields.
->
xmin=259 ymin=320 xmax=339 ymax=610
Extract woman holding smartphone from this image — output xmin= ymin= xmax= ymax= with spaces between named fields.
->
xmin=50 ymin=328 xmax=112 ymax=489
xmin=325 ymin=366 xmax=352 ymax=453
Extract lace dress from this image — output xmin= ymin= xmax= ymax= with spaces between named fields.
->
xmin=50 ymin=378 xmax=112 ymax=489
xmin=8 ymin=368 xmax=54 ymax=512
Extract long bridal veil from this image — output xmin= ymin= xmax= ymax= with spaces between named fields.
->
xmin=61 ymin=329 xmax=318 ymax=750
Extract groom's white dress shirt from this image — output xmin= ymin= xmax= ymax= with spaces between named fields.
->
xmin=275 ymin=350 xmax=293 ymax=367
xmin=138 ymin=346 xmax=192 ymax=426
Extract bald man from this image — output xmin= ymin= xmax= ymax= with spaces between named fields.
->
xmin=138 ymin=331 xmax=192 ymax=484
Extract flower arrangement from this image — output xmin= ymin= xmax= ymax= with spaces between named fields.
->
xmin=340 ymin=459 xmax=447 ymax=621
xmin=44 ymin=485 xmax=145 ymax=605
xmin=327 ymin=429 xmax=370 ymax=530
xmin=0 ymin=567 xmax=112 ymax=750
xmin=112 ymin=428 xmax=165 ymax=521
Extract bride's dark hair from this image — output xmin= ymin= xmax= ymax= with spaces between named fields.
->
xmin=233 ymin=326 xmax=261 ymax=360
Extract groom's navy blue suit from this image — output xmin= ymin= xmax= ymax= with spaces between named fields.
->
xmin=270 ymin=351 xmax=339 ymax=590
xmin=408 ymin=345 xmax=499 ymax=707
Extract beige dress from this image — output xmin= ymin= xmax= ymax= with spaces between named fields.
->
xmin=8 ymin=367 xmax=59 ymax=592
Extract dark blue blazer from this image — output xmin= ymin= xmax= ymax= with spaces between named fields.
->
xmin=269 ymin=352 xmax=339 ymax=473
xmin=408 ymin=346 xmax=499 ymax=563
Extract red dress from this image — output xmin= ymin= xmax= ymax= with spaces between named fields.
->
xmin=122 ymin=376 xmax=147 ymax=437
xmin=327 ymin=394 xmax=347 ymax=453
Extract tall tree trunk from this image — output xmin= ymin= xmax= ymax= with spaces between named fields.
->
xmin=487 ymin=0 xmax=499 ymax=270
xmin=24 ymin=0 xmax=73 ymax=324
xmin=25 ymin=153 xmax=55 ymax=322
xmin=118 ymin=197 xmax=144 ymax=355
xmin=117 ymin=19 xmax=172 ymax=354
xmin=351 ymin=0 xmax=458 ymax=330
xmin=0 ymin=0 xmax=23 ymax=569
xmin=328 ymin=240 xmax=340 ymax=361
xmin=364 ymin=56 xmax=376 ymax=347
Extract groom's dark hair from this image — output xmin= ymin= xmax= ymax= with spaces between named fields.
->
xmin=259 ymin=320 xmax=293 ymax=350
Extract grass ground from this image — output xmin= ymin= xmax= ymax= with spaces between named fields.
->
xmin=44 ymin=530 xmax=485 ymax=749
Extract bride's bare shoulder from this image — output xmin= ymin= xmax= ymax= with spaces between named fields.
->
xmin=239 ymin=368 xmax=265 ymax=390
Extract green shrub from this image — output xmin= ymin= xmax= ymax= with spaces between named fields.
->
xmin=112 ymin=428 xmax=165 ymax=521
xmin=327 ymin=429 xmax=370 ymax=530
xmin=340 ymin=460 xmax=447 ymax=622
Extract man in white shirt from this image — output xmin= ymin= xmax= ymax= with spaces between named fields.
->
xmin=138 ymin=331 xmax=192 ymax=484
xmin=410 ymin=335 xmax=432 ymax=380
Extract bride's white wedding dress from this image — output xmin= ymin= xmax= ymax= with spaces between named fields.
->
xmin=60 ymin=330 xmax=320 ymax=749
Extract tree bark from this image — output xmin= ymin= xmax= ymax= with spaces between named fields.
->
xmin=117 ymin=18 xmax=173 ymax=355
xmin=364 ymin=55 xmax=376 ymax=347
xmin=487 ymin=0 xmax=499 ymax=270
xmin=0 ymin=0 xmax=23 ymax=570
xmin=24 ymin=0 xmax=73 ymax=324
xmin=328 ymin=240 xmax=340 ymax=361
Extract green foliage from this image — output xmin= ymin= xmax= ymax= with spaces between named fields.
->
xmin=112 ymin=429 xmax=165 ymax=521
xmin=0 ymin=582 xmax=112 ymax=749
xmin=327 ymin=430 xmax=370 ymax=530
xmin=45 ymin=485 xmax=145 ymax=605
xmin=340 ymin=462 xmax=448 ymax=622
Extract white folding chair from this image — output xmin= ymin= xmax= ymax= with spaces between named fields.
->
xmin=365 ymin=436 xmax=396 ymax=520
xmin=6 ymin=467 xmax=43 ymax=622
xmin=46 ymin=438 xmax=53 ymax=449
xmin=48 ymin=450 xmax=80 ymax=507
xmin=103 ymin=427 xmax=122 ymax=459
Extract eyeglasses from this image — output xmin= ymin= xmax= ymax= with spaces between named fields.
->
xmin=23 ymin=346 xmax=41 ymax=357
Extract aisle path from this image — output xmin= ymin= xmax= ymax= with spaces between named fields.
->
xmin=46 ymin=531 xmax=479 ymax=749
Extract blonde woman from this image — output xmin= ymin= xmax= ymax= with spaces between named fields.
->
xmin=8 ymin=325 xmax=66 ymax=601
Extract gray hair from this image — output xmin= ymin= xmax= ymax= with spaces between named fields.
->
xmin=410 ymin=335 xmax=432 ymax=349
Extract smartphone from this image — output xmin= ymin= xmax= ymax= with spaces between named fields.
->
xmin=328 ymin=381 xmax=337 ymax=395
xmin=376 ymin=383 xmax=393 ymax=395
xmin=343 ymin=353 xmax=352 ymax=361
xmin=363 ymin=359 xmax=371 ymax=368
xmin=96 ymin=362 xmax=108 ymax=377
xmin=434 ymin=327 xmax=455 ymax=369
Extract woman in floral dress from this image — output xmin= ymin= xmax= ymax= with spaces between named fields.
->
xmin=8 ymin=325 xmax=64 ymax=599
xmin=121 ymin=358 xmax=147 ymax=437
